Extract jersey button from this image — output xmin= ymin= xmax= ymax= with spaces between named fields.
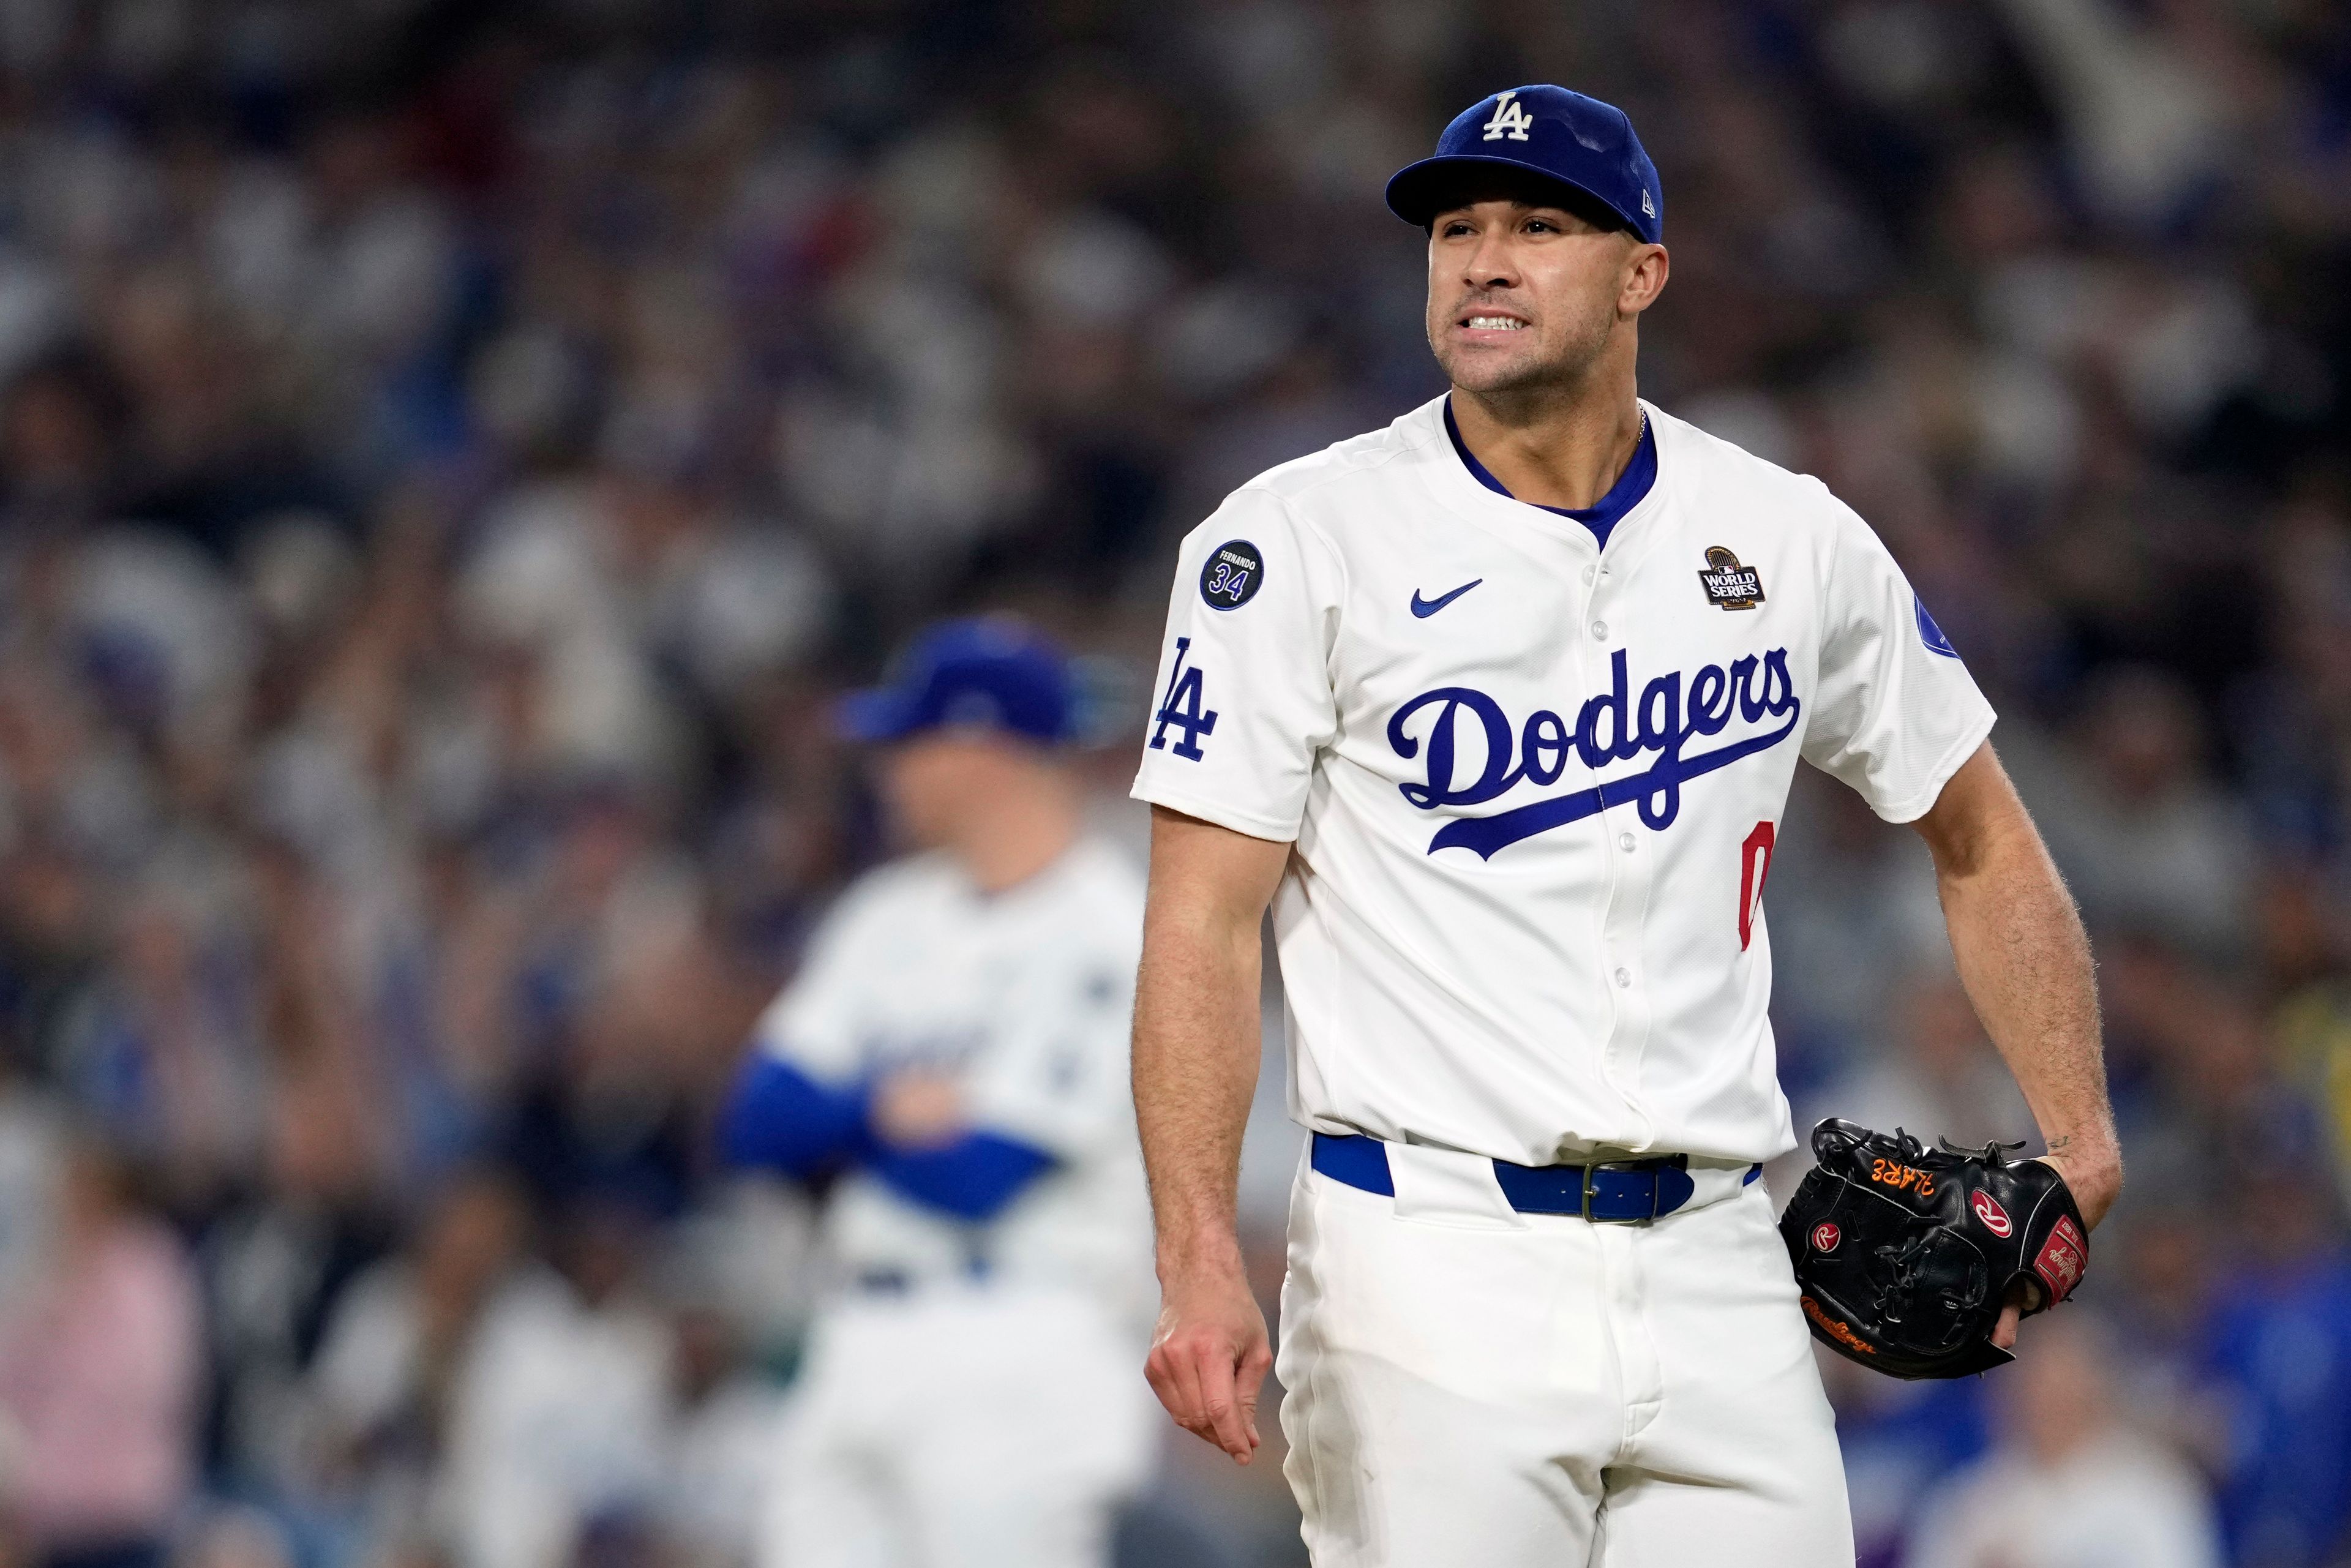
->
xmin=1613 ymin=967 xmax=1632 ymax=988
xmin=1581 ymin=565 xmax=1596 ymax=585
xmin=1591 ymin=620 xmax=1608 ymax=640
xmin=1617 ymin=832 xmax=1636 ymax=852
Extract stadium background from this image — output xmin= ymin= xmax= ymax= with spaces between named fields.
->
xmin=0 ymin=0 xmax=2343 ymax=1564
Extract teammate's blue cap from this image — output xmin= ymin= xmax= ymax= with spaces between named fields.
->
xmin=1385 ymin=85 xmax=1662 ymax=244
xmin=836 ymin=616 xmax=1076 ymax=746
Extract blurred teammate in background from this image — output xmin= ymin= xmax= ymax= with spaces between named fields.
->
xmin=719 ymin=617 xmax=1157 ymax=1568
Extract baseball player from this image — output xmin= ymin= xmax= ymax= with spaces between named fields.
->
xmin=1130 ymin=85 xmax=2122 ymax=1565
xmin=721 ymin=617 xmax=1158 ymax=1568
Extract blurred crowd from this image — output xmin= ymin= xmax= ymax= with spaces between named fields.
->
xmin=0 ymin=1 xmax=2342 ymax=1567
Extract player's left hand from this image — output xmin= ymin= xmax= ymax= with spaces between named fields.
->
xmin=872 ymin=1070 xmax=967 ymax=1147
xmin=1784 ymin=1120 xmax=2099 ymax=1376
xmin=2034 ymin=1145 xmax=2121 ymax=1229
xmin=1990 ymin=1146 xmax=2119 ymax=1351
xmin=1988 ymin=1278 xmax=2041 ymax=1351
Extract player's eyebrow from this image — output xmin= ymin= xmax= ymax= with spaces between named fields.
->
xmin=1430 ymin=200 xmax=1607 ymax=234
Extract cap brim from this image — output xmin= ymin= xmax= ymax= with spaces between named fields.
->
xmin=835 ymin=688 xmax=921 ymax=743
xmin=1384 ymin=154 xmax=1635 ymax=233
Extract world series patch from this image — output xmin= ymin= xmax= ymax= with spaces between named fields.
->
xmin=1697 ymin=546 xmax=1764 ymax=610
xmin=1199 ymin=539 xmax=1264 ymax=610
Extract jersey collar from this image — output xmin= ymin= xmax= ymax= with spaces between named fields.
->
xmin=1417 ymin=394 xmax=1671 ymax=558
xmin=1442 ymin=395 xmax=1657 ymax=551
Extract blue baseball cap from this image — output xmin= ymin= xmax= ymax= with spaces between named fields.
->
xmin=1386 ymin=85 xmax=1662 ymax=244
xmin=836 ymin=617 xmax=1077 ymax=746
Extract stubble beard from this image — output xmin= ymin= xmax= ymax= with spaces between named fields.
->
xmin=1430 ymin=306 xmax=1614 ymax=416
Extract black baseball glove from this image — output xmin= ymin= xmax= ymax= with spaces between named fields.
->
xmin=1778 ymin=1117 xmax=2089 ymax=1379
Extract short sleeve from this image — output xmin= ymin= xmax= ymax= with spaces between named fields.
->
xmin=1800 ymin=495 xmax=1997 ymax=823
xmin=749 ymin=889 xmax=882 ymax=1081
xmin=1131 ymin=489 xmax=1343 ymax=841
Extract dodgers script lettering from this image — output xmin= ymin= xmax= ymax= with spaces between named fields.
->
xmin=1386 ymin=647 xmax=1802 ymax=858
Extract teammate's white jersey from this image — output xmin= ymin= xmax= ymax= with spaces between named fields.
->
xmin=750 ymin=838 xmax=1152 ymax=1308
xmin=1132 ymin=396 xmax=1994 ymax=1167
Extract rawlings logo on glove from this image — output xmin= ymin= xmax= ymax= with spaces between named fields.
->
xmin=1779 ymin=1118 xmax=2089 ymax=1379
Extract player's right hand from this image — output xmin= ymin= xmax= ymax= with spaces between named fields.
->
xmin=869 ymin=1069 xmax=966 ymax=1147
xmin=1145 ymin=1266 xmax=1273 ymax=1466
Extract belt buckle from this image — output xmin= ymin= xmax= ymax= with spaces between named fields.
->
xmin=1580 ymin=1160 xmax=1655 ymax=1225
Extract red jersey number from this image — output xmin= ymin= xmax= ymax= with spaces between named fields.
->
xmin=1739 ymin=820 xmax=1775 ymax=952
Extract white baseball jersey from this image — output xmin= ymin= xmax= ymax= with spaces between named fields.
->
xmin=749 ymin=838 xmax=1152 ymax=1308
xmin=1132 ymin=395 xmax=1994 ymax=1168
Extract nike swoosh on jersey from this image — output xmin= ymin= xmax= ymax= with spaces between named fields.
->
xmin=1430 ymin=706 xmax=1804 ymax=860
xmin=1411 ymin=580 xmax=1483 ymax=618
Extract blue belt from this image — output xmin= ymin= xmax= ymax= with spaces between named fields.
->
xmin=1310 ymin=1131 xmax=1759 ymax=1224
xmin=851 ymin=1255 xmax=994 ymax=1296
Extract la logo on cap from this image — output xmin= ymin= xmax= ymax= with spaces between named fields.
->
xmin=1482 ymin=90 xmax=1533 ymax=142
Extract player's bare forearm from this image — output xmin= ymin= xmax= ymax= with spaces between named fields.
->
xmin=1134 ymin=806 xmax=1285 ymax=1269
xmin=1133 ymin=804 xmax=1288 ymax=1462
xmin=1911 ymin=742 xmax=2120 ymax=1228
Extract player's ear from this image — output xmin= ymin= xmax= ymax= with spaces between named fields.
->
xmin=1618 ymin=242 xmax=1668 ymax=318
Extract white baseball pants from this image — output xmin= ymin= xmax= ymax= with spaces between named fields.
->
xmin=762 ymin=1281 xmax=1158 ymax=1568
xmin=1277 ymin=1145 xmax=1854 ymax=1566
